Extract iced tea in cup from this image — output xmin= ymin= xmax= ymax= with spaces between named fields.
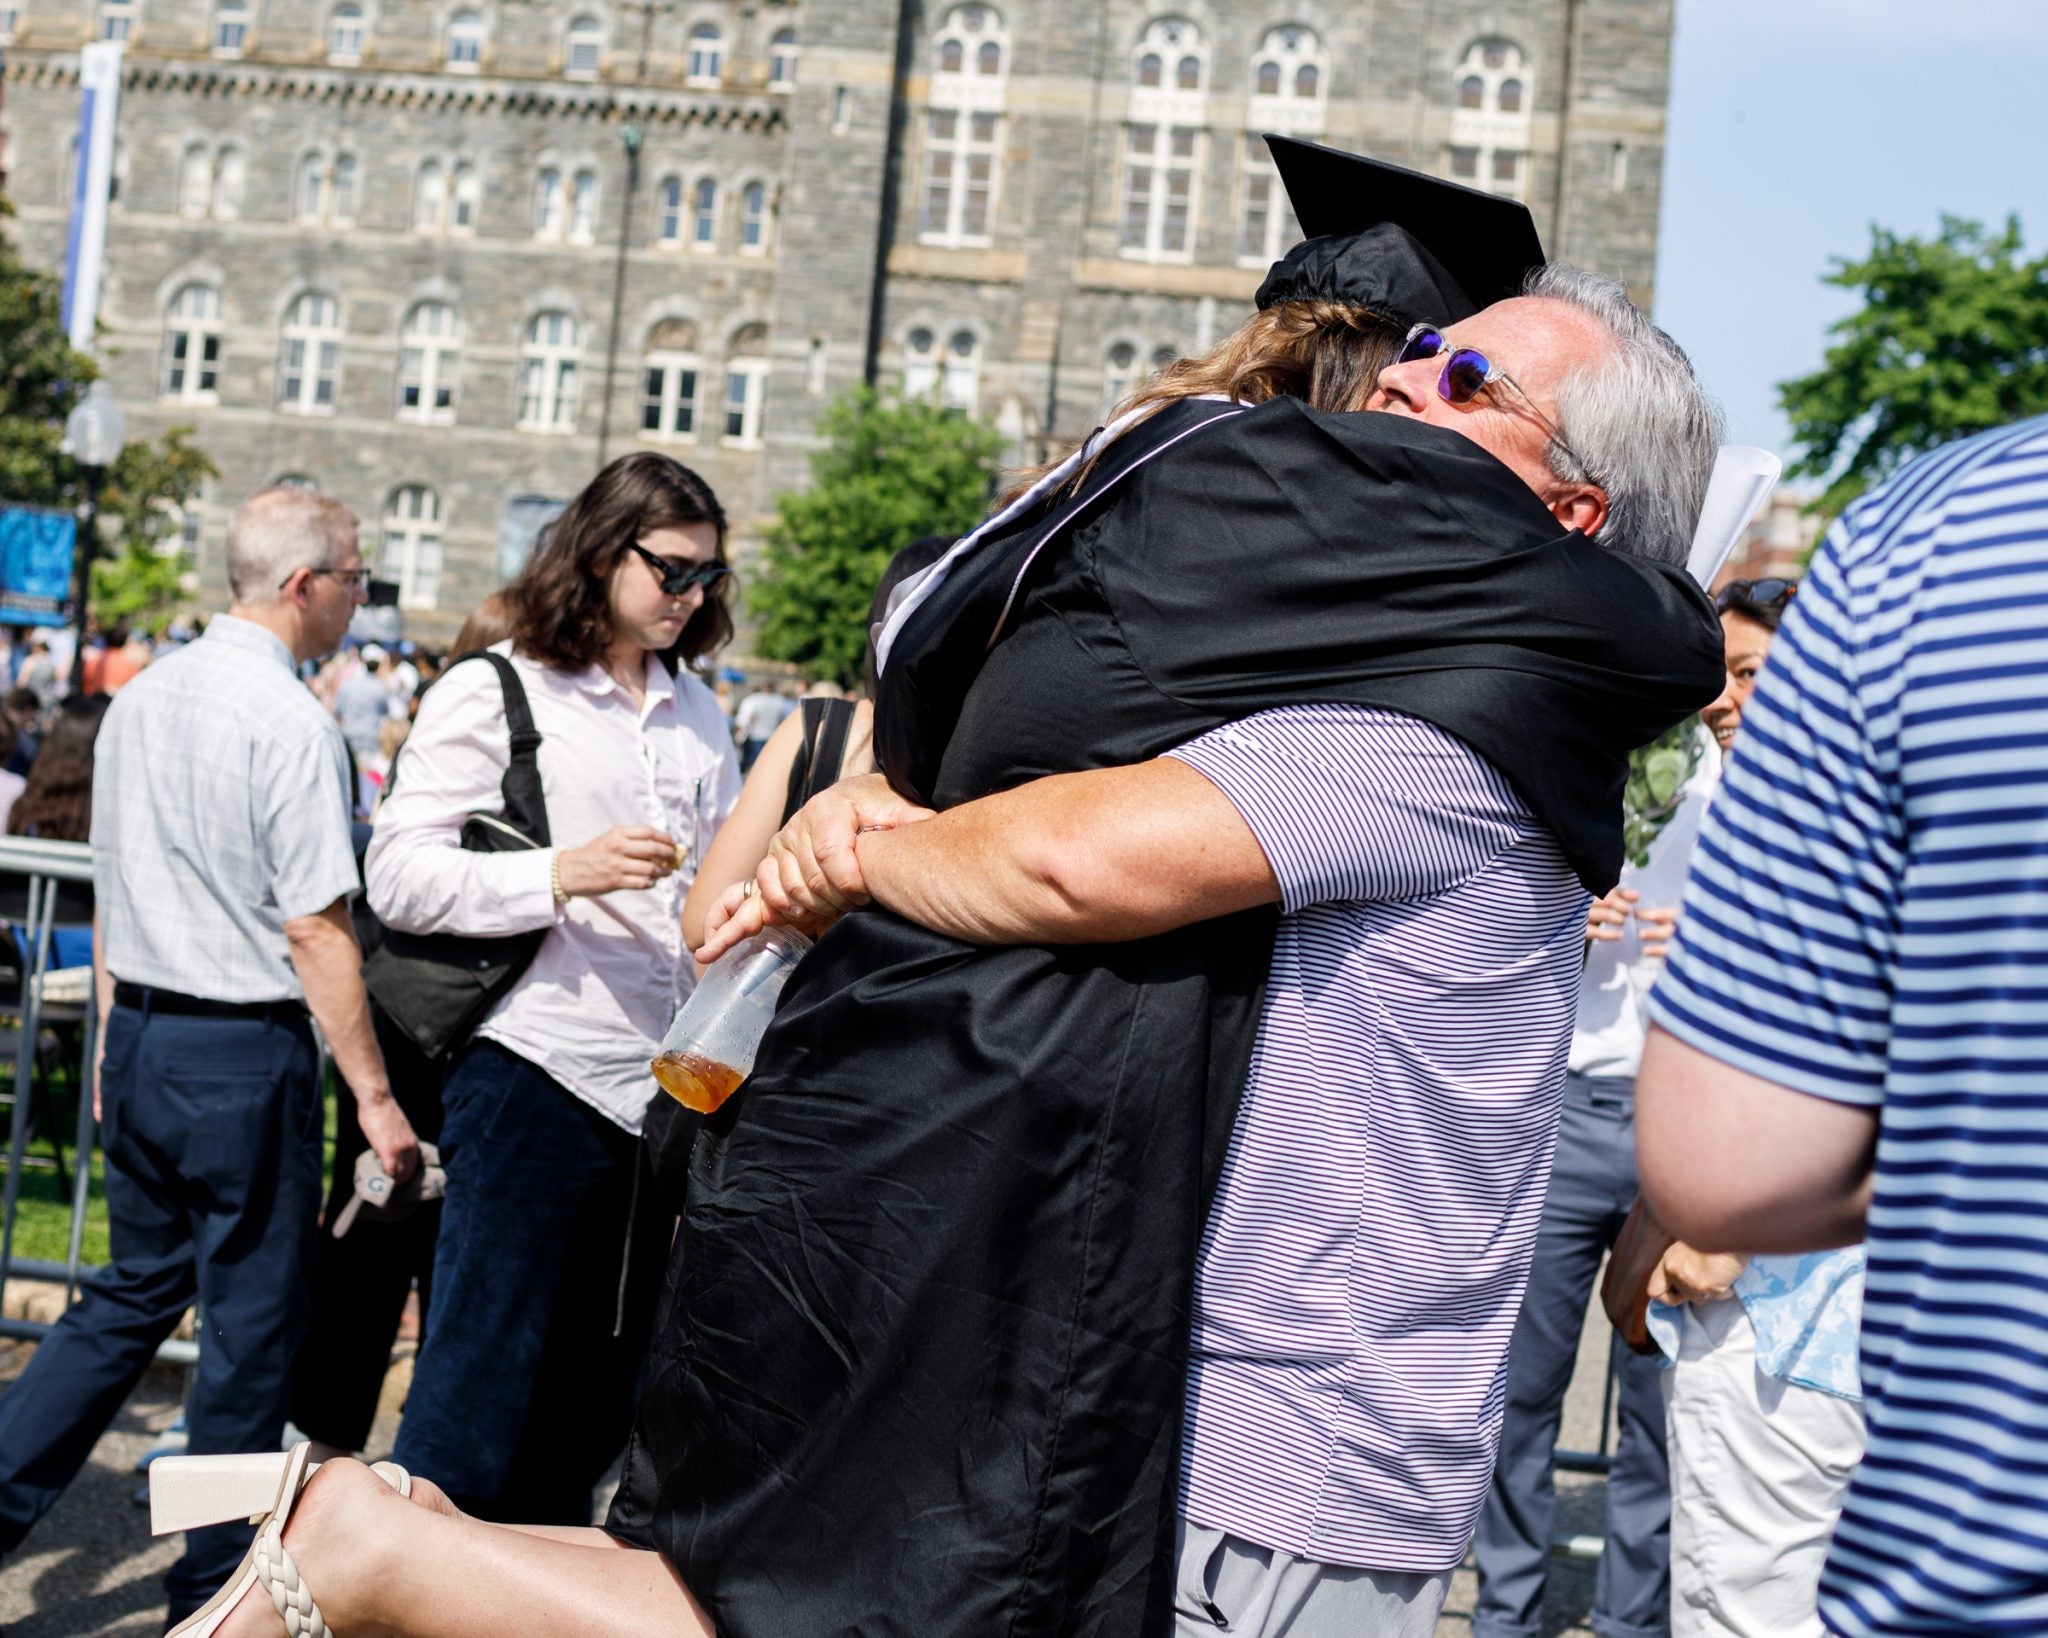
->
xmin=651 ymin=925 xmax=812 ymax=1113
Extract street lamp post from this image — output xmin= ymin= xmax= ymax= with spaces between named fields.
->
xmin=60 ymin=380 xmax=126 ymax=695
xmin=595 ymin=123 xmax=643 ymax=468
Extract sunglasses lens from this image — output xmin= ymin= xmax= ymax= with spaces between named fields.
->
xmin=1398 ymin=328 xmax=1444 ymax=366
xmin=1441 ymin=349 xmax=1492 ymax=405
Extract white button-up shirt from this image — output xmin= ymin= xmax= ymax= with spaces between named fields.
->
xmin=366 ymin=642 xmax=740 ymax=1132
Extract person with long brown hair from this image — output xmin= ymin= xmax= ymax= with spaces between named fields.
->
xmin=361 ymin=451 xmax=740 ymax=1527
xmin=5 ymin=692 xmax=112 ymax=842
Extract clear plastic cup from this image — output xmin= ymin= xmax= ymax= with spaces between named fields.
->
xmin=651 ymin=925 xmax=812 ymax=1113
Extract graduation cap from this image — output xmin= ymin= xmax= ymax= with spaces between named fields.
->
xmin=1254 ymin=135 xmax=1548 ymax=327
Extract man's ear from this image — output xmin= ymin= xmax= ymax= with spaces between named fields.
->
xmin=1550 ymin=484 xmax=1608 ymax=539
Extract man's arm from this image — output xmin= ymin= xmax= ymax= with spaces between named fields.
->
xmin=1635 ymin=1023 xmax=1876 ymax=1253
xmin=285 ymin=898 xmax=419 ymax=1184
xmin=856 ymin=759 xmax=1278 ymax=944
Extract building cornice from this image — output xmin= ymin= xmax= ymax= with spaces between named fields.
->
xmin=2 ymin=51 xmax=786 ymax=127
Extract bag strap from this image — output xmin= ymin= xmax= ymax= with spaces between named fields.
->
xmin=781 ymin=697 xmax=858 ymax=826
xmin=462 ymin=651 xmax=550 ymax=848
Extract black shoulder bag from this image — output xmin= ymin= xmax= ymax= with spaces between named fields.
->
xmin=361 ymin=651 xmax=553 ymax=1061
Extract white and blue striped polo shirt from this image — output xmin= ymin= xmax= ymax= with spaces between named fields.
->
xmin=1648 ymin=415 xmax=2048 ymax=1636
xmin=1167 ymin=705 xmax=1589 ymax=1570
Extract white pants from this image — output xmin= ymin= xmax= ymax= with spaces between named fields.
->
xmin=1662 ymin=1297 xmax=1866 ymax=1638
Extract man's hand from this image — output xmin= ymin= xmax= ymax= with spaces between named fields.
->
xmin=1587 ymin=885 xmax=1638 ymax=943
xmin=1646 ymin=1242 xmax=1747 ymax=1307
xmin=556 ymin=826 xmax=681 ymax=897
xmin=356 ymin=1089 xmax=420 ymax=1187
xmin=700 ymin=775 xmax=934 ymax=963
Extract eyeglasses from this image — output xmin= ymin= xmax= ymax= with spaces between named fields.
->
xmin=1715 ymin=577 xmax=1796 ymax=613
xmin=283 ymin=565 xmax=373 ymax=592
xmin=627 ymin=542 xmax=732 ymax=598
xmin=1396 ymin=323 xmax=1595 ymax=483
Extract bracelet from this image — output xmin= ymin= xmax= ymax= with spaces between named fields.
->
xmin=550 ymin=848 xmax=569 ymax=906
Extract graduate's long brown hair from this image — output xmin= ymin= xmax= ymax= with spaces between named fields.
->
xmin=1008 ymin=299 xmax=1407 ymax=501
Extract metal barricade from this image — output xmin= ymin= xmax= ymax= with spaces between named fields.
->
xmin=0 ymin=835 xmax=195 ymax=1364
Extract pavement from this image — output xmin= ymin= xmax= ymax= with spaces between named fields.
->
xmin=0 ymin=1286 xmax=1621 ymax=1636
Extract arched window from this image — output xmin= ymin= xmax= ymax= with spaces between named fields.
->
xmin=214 ymin=145 xmax=245 ymax=217
xmin=1123 ymin=18 xmax=1205 ymax=260
xmin=721 ymin=323 xmax=767 ymax=446
xmin=414 ymin=159 xmax=446 ymax=232
xmin=942 ymin=328 xmax=979 ymax=412
xmin=99 ymin=0 xmax=134 ymax=40
xmin=212 ymin=0 xmax=248 ymax=55
xmin=1449 ymin=39 xmax=1533 ymax=200
xmin=921 ymin=3 xmax=1007 ymax=247
xmin=686 ymin=21 xmax=721 ymax=83
xmin=379 ymin=486 xmax=443 ymax=611
xmin=1101 ymin=340 xmax=1139 ymax=415
xmin=179 ymin=143 xmax=211 ymax=218
xmin=903 ymin=325 xmax=938 ymax=398
xmin=273 ymin=472 xmax=317 ymax=489
xmin=450 ymin=162 xmax=479 ymax=231
xmin=1239 ymin=28 xmax=1319 ymax=264
xmin=396 ymin=301 xmax=459 ymax=423
xmin=278 ymin=292 xmax=342 ymax=414
xmin=690 ymin=176 xmax=717 ymax=248
xmin=569 ymin=168 xmax=599 ymax=241
xmin=331 ymin=153 xmax=358 ymax=221
xmin=517 ymin=311 xmax=580 ymax=432
xmin=641 ymin=319 xmax=700 ymax=440
xmin=296 ymin=152 xmax=328 ymax=222
xmin=161 ymin=284 xmax=222 ymax=403
xmin=740 ymin=180 xmax=767 ymax=252
xmin=768 ymin=26 xmax=797 ymax=89
xmin=445 ymin=8 xmax=483 ymax=69
xmin=655 ymin=176 xmax=683 ymax=245
xmin=328 ymin=3 xmax=363 ymax=60
xmin=534 ymin=166 xmax=565 ymax=238
xmin=565 ymin=13 xmax=601 ymax=77
xmin=1151 ymin=343 xmax=1178 ymax=372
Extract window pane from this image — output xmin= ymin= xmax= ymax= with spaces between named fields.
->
xmin=1450 ymin=146 xmax=1478 ymax=179
xmin=1256 ymin=61 xmax=1279 ymax=96
xmin=643 ymin=367 xmax=665 ymax=432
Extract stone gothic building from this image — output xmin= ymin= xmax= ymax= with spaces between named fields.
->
xmin=1 ymin=0 xmax=1675 ymax=638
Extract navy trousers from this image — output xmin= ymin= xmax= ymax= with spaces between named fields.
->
xmin=392 ymin=1040 xmax=666 ymax=1526
xmin=1472 ymin=1072 xmax=1670 ymax=1638
xmin=0 ymin=1000 xmax=322 ymax=1620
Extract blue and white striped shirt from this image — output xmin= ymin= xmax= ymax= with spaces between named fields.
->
xmin=1169 ymin=706 xmax=1588 ymax=1570
xmin=1649 ymin=415 xmax=2048 ymax=1636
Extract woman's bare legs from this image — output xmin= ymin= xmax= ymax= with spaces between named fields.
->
xmin=215 ymin=1460 xmax=713 ymax=1638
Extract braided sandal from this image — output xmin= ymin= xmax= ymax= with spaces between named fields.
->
xmin=150 ymin=1442 xmax=411 ymax=1637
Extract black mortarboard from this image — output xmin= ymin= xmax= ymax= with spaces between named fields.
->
xmin=1254 ymin=135 xmax=1547 ymax=326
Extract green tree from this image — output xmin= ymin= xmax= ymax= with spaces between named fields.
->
xmin=1780 ymin=215 xmax=2048 ymax=518
xmin=750 ymin=386 xmax=1003 ymax=687
xmin=0 ymin=203 xmax=215 ymax=629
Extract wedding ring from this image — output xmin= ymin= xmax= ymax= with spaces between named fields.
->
xmin=743 ymin=879 xmax=759 ymax=899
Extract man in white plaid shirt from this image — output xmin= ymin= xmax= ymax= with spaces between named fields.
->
xmin=0 ymin=487 xmax=417 ymax=1626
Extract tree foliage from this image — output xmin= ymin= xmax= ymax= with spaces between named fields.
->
xmin=749 ymin=386 xmax=1002 ymax=687
xmin=0 ymin=202 xmax=215 ymax=628
xmin=1780 ymin=215 xmax=2048 ymax=518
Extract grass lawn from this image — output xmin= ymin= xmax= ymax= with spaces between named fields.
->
xmin=3 ymin=1062 xmax=341 ymax=1281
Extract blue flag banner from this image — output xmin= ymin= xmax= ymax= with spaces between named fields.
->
xmin=0 ymin=507 xmax=79 ymax=626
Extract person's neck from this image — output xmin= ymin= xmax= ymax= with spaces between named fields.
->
xmin=227 ymin=601 xmax=312 ymax=665
xmin=602 ymin=634 xmax=649 ymax=701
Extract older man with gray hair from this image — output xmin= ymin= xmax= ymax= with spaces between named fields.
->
xmin=0 ymin=486 xmax=417 ymax=1626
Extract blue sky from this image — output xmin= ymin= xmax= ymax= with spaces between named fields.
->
xmin=1653 ymin=0 xmax=2045 ymax=466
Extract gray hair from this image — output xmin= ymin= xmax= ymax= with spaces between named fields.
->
xmin=1521 ymin=264 xmax=1722 ymax=569
xmin=225 ymin=487 xmax=359 ymax=604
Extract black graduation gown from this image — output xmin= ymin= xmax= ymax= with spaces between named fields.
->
xmin=607 ymin=398 xmax=1725 ymax=1636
